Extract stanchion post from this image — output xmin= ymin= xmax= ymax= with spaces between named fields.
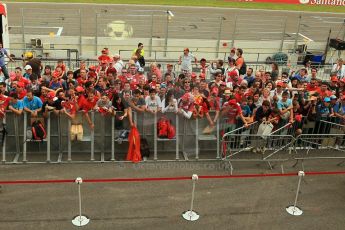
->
xmin=72 ymin=177 xmax=90 ymax=226
xmin=286 ymin=171 xmax=305 ymax=216
xmin=182 ymin=174 xmax=200 ymax=221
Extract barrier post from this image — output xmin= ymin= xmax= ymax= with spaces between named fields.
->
xmin=67 ymin=119 xmax=72 ymax=162
xmin=286 ymin=171 xmax=305 ymax=216
xmin=1 ymin=116 xmax=6 ymax=163
xmin=195 ymin=118 xmax=199 ymax=160
xmin=90 ymin=112 xmax=95 ymax=161
xmin=71 ymin=177 xmax=90 ymax=226
xmin=182 ymin=174 xmax=200 ymax=221
xmin=154 ymin=113 xmax=158 ymax=160
xmin=175 ymin=115 xmax=179 ymax=160
xmin=46 ymin=112 xmax=51 ymax=163
xmin=111 ymin=116 xmax=115 ymax=161
xmin=23 ymin=112 xmax=27 ymax=162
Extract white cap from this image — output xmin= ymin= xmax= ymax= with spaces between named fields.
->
xmin=24 ymin=65 xmax=32 ymax=70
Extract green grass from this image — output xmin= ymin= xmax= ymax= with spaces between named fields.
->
xmin=5 ymin=0 xmax=345 ymax=13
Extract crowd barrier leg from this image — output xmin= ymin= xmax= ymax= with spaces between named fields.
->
xmin=46 ymin=113 xmax=51 ymax=163
xmin=90 ymin=112 xmax=95 ymax=161
xmin=57 ymin=115 xmax=63 ymax=163
xmin=175 ymin=115 xmax=179 ymax=160
xmin=111 ymin=116 xmax=115 ymax=161
xmin=22 ymin=112 xmax=27 ymax=163
xmin=67 ymin=119 xmax=72 ymax=162
xmin=14 ymin=115 xmax=21 ymax=163
xmin=153 ymin=113 xmax=158 ymax=161
xmin=182 ymin=118 xmax=188 ymax=161
xmin=216 ymin=120 xmax=220 ymax=159
xmin=1 ymin=116 xmax=6 ymax=163
xmin=100 ymin=115 xmax=105 ymax=162
xmin=195 ymin=118 xmax=199 ymax=160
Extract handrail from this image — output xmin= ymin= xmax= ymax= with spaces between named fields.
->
xmin=222 ymin=121 xmax=258 ymax=139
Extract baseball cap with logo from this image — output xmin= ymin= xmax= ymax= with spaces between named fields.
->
xmin=324 ymin=97 xmax=331 ymax=102
xmin=24 ymin=65 xmax=32 ymax=70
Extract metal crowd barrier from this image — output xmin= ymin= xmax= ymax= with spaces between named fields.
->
xmin=293 ymin=120 xmax=345 ymax=170
xmin=2 ymin=110 xmax=223 ymax=164
xmin=2 ymin=110 xmax=345 ymax=167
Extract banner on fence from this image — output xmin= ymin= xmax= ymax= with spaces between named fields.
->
xmin=225 ymin=0 xmax=345 ymax=6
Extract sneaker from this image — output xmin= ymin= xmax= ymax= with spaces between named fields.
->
xmin=117 ymin=138 xmax=123 ymax=144
xmin=143 ymin=156 xmax=147 ymax=161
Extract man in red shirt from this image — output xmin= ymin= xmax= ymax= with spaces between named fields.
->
xmin=306 ymin=78 xmax=319 ymax=92
xmin=78 ymin=91 xmax=98 ymax=129
xmin=221 ymin=98 xmax=248 ymax=131
xmin=316 ymin=81 xmax=332 ymax=99
xmin=11 ymin=67 xmax=30 ymax=88
xmin=98 ymin=48 xmax=112 ymax=64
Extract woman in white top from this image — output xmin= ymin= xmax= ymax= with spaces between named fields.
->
xmin=161 ymin=90 xmax=178 ymax=113
xmin=332 ymin=58 xmax=345 ymax=79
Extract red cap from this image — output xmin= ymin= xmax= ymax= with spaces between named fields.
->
xmin=211 ymin=87 xmax=219 ymax=96
xmin=47 ymin=91 xmax=56 ymax=99
xmin=228 ymin=99 xmax=237 ymax=105
xmin=331 ymin=76 xmax=338 ymax=82
xmin=17 ymin=82 xmax=24 ymax=88
xmin=53 ymin=71 xmax=60 ymax=78
xmin=191 ymin=72 xmax=197 ymax=78
xmin=75 ymin=86 xmax=84 ymax=93
xmin=89 ymin=65 xmax=96 ymax=71
xmin=276 ymin=81 xmax=284 ymax=87
xmin=228 ymin=71 xmax=238 ymax=77
xmin=199 ymin=73 xmax=206 ymax=79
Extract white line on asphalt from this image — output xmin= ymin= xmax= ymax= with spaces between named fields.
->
xmin=5 ymin=2 xmax=345 ymax=15
xmin=291 ymin=33 xmax=314 ymax=42
xmin=9 ymin=25 xmax=63 ymax=36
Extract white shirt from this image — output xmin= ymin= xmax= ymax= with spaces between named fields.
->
xmin=180 ymin=53 xmax=194 ymax=72
xmin=332 ymin=64 xmax=345 ymax=79
xmin=145 ymin=95 xmax=162 ymax=112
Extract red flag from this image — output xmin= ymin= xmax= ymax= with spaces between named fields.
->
xmin=0 ymin=4 xmax=6 ymax=17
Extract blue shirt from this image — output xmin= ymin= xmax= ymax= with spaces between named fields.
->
xmin=23 ymin=96 xmax=42 ymax=110
xmin=277 ymin=99 xmax=292 ymax=110
xmin=10 ymin=100 xmax=24 ymax=110
xmin=241 ymin=105 xmax=252 ymax=117
xmin=0 ymin=48 xmax=8 ymax=66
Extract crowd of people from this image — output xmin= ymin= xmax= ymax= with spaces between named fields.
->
xmin=0 ymin=42 xmax=344 ymax=137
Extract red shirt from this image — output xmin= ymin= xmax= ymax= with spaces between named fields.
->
xmin=208 ymin=97 xmax=220 ymax=111
xmin=78 ymin=96 xmax=98 ymax=112
xmin=17 ymin=90 xmax=27 ymax=100
xmin=234 ymin=93 xmax=243 ymax=103
xmin=222 ymin=102 xmax=242 ymax=124
xmin=0 ymin=95 xmax=10 ymax=109
xmin=316 ymin=89 xmax=332 ymax=98
xmin=306 ymin=84 xmax=319 ymax=92
xmin=98 ymin=55 xmax=112 ymax=64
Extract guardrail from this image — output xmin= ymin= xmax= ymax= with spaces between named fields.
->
xmin=2 ymin=110 xmax=344 ymax=170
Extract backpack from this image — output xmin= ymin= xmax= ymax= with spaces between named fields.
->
xmin=31 ymin=120 xmax=47 ymax=140
xmin=157 ymin=116 xmax=176 ymax=139
xmin=140 ymin=137 xmax=150 ymax=158
xmin=239 ymin=62 xmax=247 ymax=75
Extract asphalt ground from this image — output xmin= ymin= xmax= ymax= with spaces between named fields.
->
xmin=5 ymin=2 xmax=345 ymax=42
xmin=1 ymin=157 xmax=345 ymax=230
